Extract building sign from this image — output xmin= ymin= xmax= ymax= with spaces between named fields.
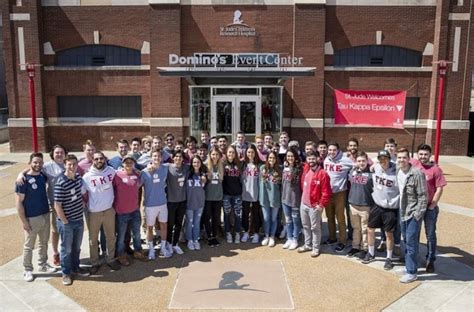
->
xmin=334 ymin=89 xmax=406 ymax=129
xmin=220 ymin=10 xmax=256 ymax=37
xmin=169 ymin=53 xmax=303 ymax=67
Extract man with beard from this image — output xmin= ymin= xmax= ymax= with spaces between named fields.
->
xmin=108 ymin=139 xmax=130 ymax=170
xmin=16 ymin=153 xmax=57 ymax=282
xmin=410 ymin=144 xmax=446 ymax=273
xmin=82 ymin=151 xmax=120 ymax=274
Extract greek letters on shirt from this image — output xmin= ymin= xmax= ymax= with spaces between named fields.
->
xmin=188 ymin=177 xmax=202 ymax=187
xmin=374 ymin=175 xmax=394 ymax=187
xmin=89 ymin=174 xmax=114 ymax=191
xmin=224 ymin=164 xmax=240 ymax=177
xmin=324 ymin=163 xmax=343 ymax=172
xmin=351 ymin=171 xmax=370 ymax=185
xmin=243 ymin=165 xmax=259 ymax=177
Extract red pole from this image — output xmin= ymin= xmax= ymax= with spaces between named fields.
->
xmin=433 ymin=61 xmax=447 ymax=164
xmin=26 ymin=64 xmax=39 ymax=152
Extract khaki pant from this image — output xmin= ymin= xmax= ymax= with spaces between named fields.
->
xmin=326 ymin=191 xmax=347 ymax=244
xmin=50 ymin=205 xmax=58 ymax=233
xmin=349 ymin=204 xmax=370 ymax=250
xmin=23 ymin=213 xmax=50 ymax=271
xmin=87 ymin=208 xmax=116 ymax=265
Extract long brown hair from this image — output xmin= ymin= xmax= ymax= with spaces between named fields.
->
xmin=206 ymin=147 xmax=224 ymax=181
xmin=262 ymin=151 xmax=281 ymax=181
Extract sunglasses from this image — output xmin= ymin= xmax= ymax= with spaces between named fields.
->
xmin=93 ymin=157 xmax=105 ymax=161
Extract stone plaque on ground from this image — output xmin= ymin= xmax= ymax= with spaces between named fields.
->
xmin=169 ymin=260 xmax=294 ymax=309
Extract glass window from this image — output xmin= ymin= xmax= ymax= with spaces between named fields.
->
xmin=334 ymin=45 xmax=422 ymax=67
xmin=261 ymin=87 xmax=282 ymax=133
xmin=56 ymin=45 xmax=141 ymax=66
xmin=190 ymin=88 xmax=211 ymax=138
xmin=57 ymin=96 xmax=142 ymax=118
xmin=213 ymin=88 xmax=259 ymax=95
xmin=404 ymin=97 xmax=420 ymax=120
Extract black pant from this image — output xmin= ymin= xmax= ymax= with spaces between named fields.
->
xmin=242 ymin=201 xmax=262 ymax=234
xmin=167 ymin=201 xmax=186 ymax=246
xmin=203 ymin=200 xmax=222 ymax=239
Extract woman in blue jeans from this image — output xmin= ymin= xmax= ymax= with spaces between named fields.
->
xmin=185 ymin=155 xmax=207 ymax=251
xmin=281 ymin=147 xmax=303 ymax=250
xmin=259 ymin=151 xmax=282 ymax=247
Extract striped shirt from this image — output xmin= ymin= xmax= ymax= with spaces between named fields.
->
xmin=54 ymin=173 xmax=84 ymax=222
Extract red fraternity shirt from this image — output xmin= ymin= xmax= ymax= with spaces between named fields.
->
xmin=113 ymin=170 xmax=140 ymax=214
xmin=302 ymin=168 xmax=316 ymax=207
xmin=411 ymin=158 xmax=447 ymax=205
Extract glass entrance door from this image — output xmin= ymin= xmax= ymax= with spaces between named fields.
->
xmin=211 ymin=96 xmax=261 ymax=142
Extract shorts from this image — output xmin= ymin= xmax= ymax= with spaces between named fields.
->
xmin=368 ymin=204 xmax=397 ymax=232
xmin=145 ymin=204 xmax=168 ymax=225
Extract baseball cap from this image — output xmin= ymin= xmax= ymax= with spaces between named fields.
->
xmin=377 ymin=150 xmax=390 ymax=159
xmin=122 ymin=154 xmax=136 ymax=163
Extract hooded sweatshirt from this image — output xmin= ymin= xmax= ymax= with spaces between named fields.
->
xmin=371 ymin=162 xmax=399 ymax=209
xmin=259 ymin=165 xmax=282 ymax=209
xmin=222 ymin=160 xmax=242 ymax=196
xmin=348 ymin=166 xmax=374 ymax=207
xmin=281 ymin=165 xmax=302 ymax=208
xmin=82 ymin=165 xmax=116 ymax=212
xmin=323 ymin=150 xmax=353 ymax=193
xmin=241 ymin=162 xmax=259 ymax=202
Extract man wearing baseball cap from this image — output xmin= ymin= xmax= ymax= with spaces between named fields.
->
xmin=362 ymin=150 xmax=400 ymax=271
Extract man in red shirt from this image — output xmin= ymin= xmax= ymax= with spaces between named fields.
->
xmin=298 ymin=151 xmax=332 ymax=257
xmin=410 ymin=144 xmax=447 ymax=273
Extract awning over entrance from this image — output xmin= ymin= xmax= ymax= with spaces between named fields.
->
xmin=157 ymin=67 xmax=316 ymax=78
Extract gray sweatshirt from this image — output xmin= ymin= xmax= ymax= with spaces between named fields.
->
xmin=348 ymin=167 xmax=374 ymax=207
xmin=205 ymin=164 xmax=223 ymax=201
xmin=186 ymin=173 xmax=206 ymax=210
xmin=323 ymin=150 xmax=353 ymax=193
xmin=259 ymin=166 xmax=282 ymax=209
xmin=241 ymin=163 xmax=259 ymax=202
xmin=371 ymin=162 xmax=399 ymax=209
xmin=167 ymin=164 xmax=188 ymax=203
xmin=281 ymin=165 xmax=302 ymax=208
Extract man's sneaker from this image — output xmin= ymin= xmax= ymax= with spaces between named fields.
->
xmin=148 ymin=248 xmax=156 ymax=260
xmin=251 ymin=234 xmax=260 ymax=244
xmin=241 ymin=232 xmax=249 ymax=243
xmin=133 ymin=250 xmax=148 ymax=261
xmin=289 ymin=240 xmax=299 ymax=250
xmin=107 ymin=261 xmax=121 ymax=271
xmin=261 ymin=236 xmax=269 ymax=246
xmin=357 ymin=250 xmax=367 ymax=260
xmin=311 ymin=248 xmax=320 ymax=258
xmin=347 ymin=248 xmax=360 ymax=258
xmin=160 ymin=247 xmax=172 ymax=258
xmin=39 ymin=263 xmax=57 ymax=273
xmin=282 ymin=240 xmax=291 ymax=249
xmin=89 ymin=265 xmax=101 ymax=275
xmin=361 ymin=252 xmax=375 ymax=264
xmin=173 ymin=245 xmax=184 ymax=255
xmin=377 ymin=240 xmax=386 ymax=252
xmin=335 ymin=243 xmax=346 ymax=253
xmin=23 ymin=270 xmax=34 ymax=282
xmin=193 ymin=241 xmax=201 ymax=250
xmin=268 ymin=237 xmax=276 ymax=247
xmin=399 ymin=273 xmax=417 ymax=283
xmin=62 ymin=274 xmax=72 ymax=286
xmin=234 ymin=233 xmax=241 ymax=244
xmin=187 ymin=240 xmax=195 ymax=251
xmin=53 ymin=254 xmax=60 ymax=267
xmin=425 ymin=262 xmax=435 ymax=273
xmin=72 ymin=268 xmax=90 ymax=277
xmin=117 ymin=255 xmax=130 ymax=266
xmin=298 ymin=245 xmax=312 ymax=253
xmin=279 ymin=226 xmax=287 ymax=239
xmin=166 ymin=242 xmax=174 ymax=255
xmin=226 ymin=233 xmax=233 ymax=243
xmin=209 ymin=238 xmax=220 ymax=247
xmin=384 ymin=258 xmax=394 ymax=270
xmin=323 ymin=239 xmax=337 ymax=245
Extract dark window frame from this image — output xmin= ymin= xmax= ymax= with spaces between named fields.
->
xmin=334 ymin=45 xmax=422 ymax=67
xmin=55 ymin=45 xmax=141 ymax=67
xmin=58 ymin=96 xmax=142 ymax=118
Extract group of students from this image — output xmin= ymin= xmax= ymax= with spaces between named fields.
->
xmin=15 ymin=131 xmax=446 ymax=286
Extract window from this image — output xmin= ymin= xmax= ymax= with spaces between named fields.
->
xmin=334 ymin=45 xmax=422 ymax=67
xmin=58 ymin=96 xmax=142 ymax=118
xmin=56 ymin=45 xmax=141 ymax=66
xmin=404 ymin=97 xmax=419 ymax=120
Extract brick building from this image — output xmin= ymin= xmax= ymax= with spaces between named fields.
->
xmin=1 ymin=0 xmax=472 ymax=154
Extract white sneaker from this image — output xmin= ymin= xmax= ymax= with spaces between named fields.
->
xmin=23 ymin=270 xmax=34 ymax=282
xmin=226 ymin=232 xmax=233 ymax=243
xmin=234 ymin=233 xmax=241 ymax=244
xmin=160 ymin=247 xmax=172 ymax=258
xmin=39 ymin=263 xmax=57 ymax=273
xmin=148 ymin=248 xmax=156 ymax=260
xmin=268 ymin=237 xmax=276 ymax=247
xmin=194 ymin=240 xmax=201 ymax=250
xmin=282 ymin=240 xmax=291 ymax=249
xmin=400 ymin=273 xmax=418 ymax=283
xmin=241 ymin=232 xmax=249 ymax=243
xmin=289 ymin=239 xmax=299 ymax=250
xmin=279 ymin=226 xmax=287 ymax=239
xmin=173 ymin=245 xmax=184 ymax=255
xmin=166 ymin=242 xmax=173 ymax=255
xmin=187 ymin=240 xmax=195 ymax=251
xmin=251 ymin=233 xmax=259 ymax=244
xmin=261 ymin=236 xmax=269 ymax=246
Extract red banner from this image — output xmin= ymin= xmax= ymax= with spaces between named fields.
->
xmin=334 ymin=89 xmax=407 ymax=129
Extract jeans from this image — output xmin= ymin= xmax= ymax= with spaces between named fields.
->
xmin=167 ymin=201 xmax=186 ymax=245
xmin=282 ymin=203 xmax=301 ymax=240
xmin=222 ymin=195 xmax=242 ymax=233
xmin=261 ymin=205 xmax=280 ymax=237
xmin=424 ymin=206 xmax=439 ymax=263
xmin=116 ymin=210 xmax=142 ymax=256
xmin=401 ymin=216 xmax=422 ymax=275
xmin=57 ymin=219 xmax=84 ymax=275
xmin=186 ymin=208 xmax=204 ymax=241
